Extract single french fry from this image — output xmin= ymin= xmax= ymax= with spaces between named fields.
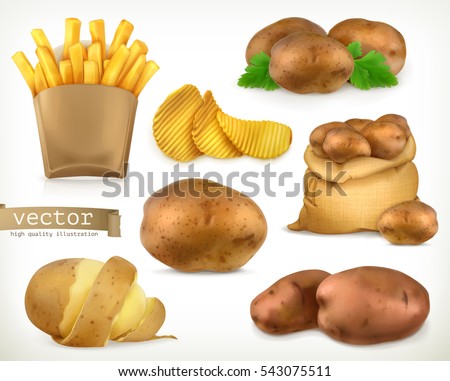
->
xmin=84 ymin=61 xmax=99 ymax=84
xmin=118 ymin=54 xmax=146 ymax=91
xmin=89 ymin=19 xmax=106 ymax=60
xmin=69 ymin=42 xmax=84 ymax=84
xmin=31 ymin=29 xmax=56 ymax=63
xmin=81 ymin=44 xmax=88 ymax=60
xmin=108 ymin=19 xmax=134 ymax=58
xmin=133 ymin=60 xmax=159 ymax=97
xmin=63 ymin=18 xmax=81 ymax=60
xmin=118 ymin=40 xmax=148 ymax=83
xmin=103 ymin=59 xmax=110 ymax=72
xmin=59 ymin=60 xmax=74 ymax=84
xmin=87 ymin=41 xmax=103 ymax=78
xmin=11 ymin=52 xmax=36 ymax=96
xmin=35 ymin=63 xmax=48 ymax=94
xmin=36 ymin=47 xmax=63 ymax=87
xmin=101 ymin=44 xmax=130 ymax=86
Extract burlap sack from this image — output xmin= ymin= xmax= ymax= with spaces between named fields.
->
xmin=288 ymin=136 xmax=419 ymax=234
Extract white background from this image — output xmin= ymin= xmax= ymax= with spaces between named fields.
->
xmin=0 ymin=0 xmax=449 ymax=363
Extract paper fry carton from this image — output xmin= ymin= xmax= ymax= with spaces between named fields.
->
xmin=33 ymin=84 xmax=137 ymax=178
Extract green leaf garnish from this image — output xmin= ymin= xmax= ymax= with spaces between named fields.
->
xmin=237 ymin=52 xmax=280 ymax=91
xmin=347 ymin=42 xmax=398 ymax=90
xmin=347 ymin=41 xmax=363 ymax=59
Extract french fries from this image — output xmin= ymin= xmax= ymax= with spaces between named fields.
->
xmin=34 ymin=63 xmax=48 ymax=94
xmin=89 ymin=19 xmax=106 ymax=60
xmin=12 ymin=18 xmax=158 ymax=97
xmin=12 ymin=52 xmax=36 ymax=96
xmin=69 ymin=42 xmax=84 ymax=84
xmin=59 ymin=60 xmax=74 ymax=84
xmin=108 ymin=20 xmax=134 ymax=58
xmin=84 ymin=61 xmax=99 ymax=84
xmin=62 ymin=18 xmax=81 ymax=60
xmin=31 ymin=29 xmax=56 ymax=63
xmin=101 ymin=44 xmax=130 ymax=86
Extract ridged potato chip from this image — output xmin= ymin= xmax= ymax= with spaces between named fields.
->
xmin=153 ymin=84 xmax=203 ymax=162
xmin=217 ymin=111 xmax=292 ymax=158
xmin=192 ymin=91 xmax=242 ymax=158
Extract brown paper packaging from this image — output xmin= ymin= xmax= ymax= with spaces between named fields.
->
xmin=33 ymin=84 xmax=137 ymax=178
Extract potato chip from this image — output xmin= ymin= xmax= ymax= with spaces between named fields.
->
xmin=192 ymin=91 xmax=242 ymax=158
xmin=217 ymin=111 xmax=292 ymax=159
xmin=153 ymin=84 xmax=203 ymax=162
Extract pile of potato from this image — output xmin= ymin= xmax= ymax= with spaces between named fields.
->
xmin=307 ymin=114 xmax=439 ymax=244
xmin=251 ymin=266 xmax=430 ymax=344
xmin=245 ymin=17 xmax=406 ymax=93
xmin=310 ymin=114 xmax=411 ymax=163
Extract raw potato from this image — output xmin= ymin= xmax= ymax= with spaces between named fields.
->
xmin=360 ymin=121 xmax=407 ymax=159
xmin=322 ymin=127 xmax=371 ymax=164
xmin=269 ymin=32 xmax=354 ymax=94
xmin=140 ymin=178 xmax=267 ymax=272
xmin=376 ymin=114 xmax=411 ymax=139
xmin=378 ymin=200 xmax=438 ymax=244
xmin=25 ymin=256 xmax=171 ymax=347
xmin=316 ymin=266 xmax=430 ymax=344
xmin=309 ymin=122 xmax=351 ymax=158
xmin=328 ymin=18 xmax=406 ymax=75
xmin=245 ymin=17 xmax=326 ymax=63
xmin=251 ymin=270 xmax=330 ymax=334
xmin=345 ymin=118 xmax=372 ymax=132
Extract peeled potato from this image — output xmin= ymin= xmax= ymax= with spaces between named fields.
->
xmin=153 ymin=84 xmax=204 ymax=162
xmin=25 ymin=256 xmax=172 ymax=347
xmin=217 ymin=111 xmax=292 ymax=159
xmin=192 ymin=90 xmax=242 ymax=158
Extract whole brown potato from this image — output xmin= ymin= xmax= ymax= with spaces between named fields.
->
xmin=251 ymin=270 xmax=330 ymax=334
xmin=317 ymin=266 xmax=430 ymax=344
xmin=360 ymin=121 xmax=406 ymax=159
xmin=322 ymin=127 xmax=371 ymax=164
xmin=378 ymin=200 xmax=438 ymax=244
xmin=309 ymin=122 xmax=352 ymax=158
xmin=328 ymin=18 xmax=406 ymax=75
xmin=345 ymin=118 xmax=372 ymax=132
xmin=269 ymin=32 xmax=354 ymax=94
xmin=376 ymin=114 xmax=411 ymax=139
xmin=245 ymin=17 xmax=326 ymax=63
xmin=140 ymin=178 xmax=267 ymax=272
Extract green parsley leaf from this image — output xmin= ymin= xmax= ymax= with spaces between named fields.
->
xmin=347 ymin=42 xmax=399 ymax=90
xmin=237 ymin=52 xmax=280 ymax=91
xmin=347 ymin=41 xmax=363 ymax=59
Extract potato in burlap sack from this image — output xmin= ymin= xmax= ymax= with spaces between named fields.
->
xmin=288 ymin=136 xmax=418 ymax=234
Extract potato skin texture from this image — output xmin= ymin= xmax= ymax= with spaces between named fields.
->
xmin=309 ymin=122 xmax=351 ymax=158
xmin=269 ymin=33 xmax=354 ymax=94
xmin=246 ymin=17 xmax=326 ymax=63
xmin=345 ymin=118 xmax=372 ymax=132
xmin=317 ymin=266 xmax=430 ymax=344
xmin=360 ymin=121 xmax=406 ymax=159
xmin=328 ymin=18 xmax=406 ymax=75
xmin=376 ymin=114 xmax=411 ymax=139
xmin=140 ymin=179 xmax=267 ymax=272
xmin=378 ymin=201 xmax=438 ymax=244
xmin=323 ymin=127 xmax=371 ymax=164
xmin=251 ymin=270 xmax=330 ymax=334
xmin=25 ymin=258 xmax=82 ymax=337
